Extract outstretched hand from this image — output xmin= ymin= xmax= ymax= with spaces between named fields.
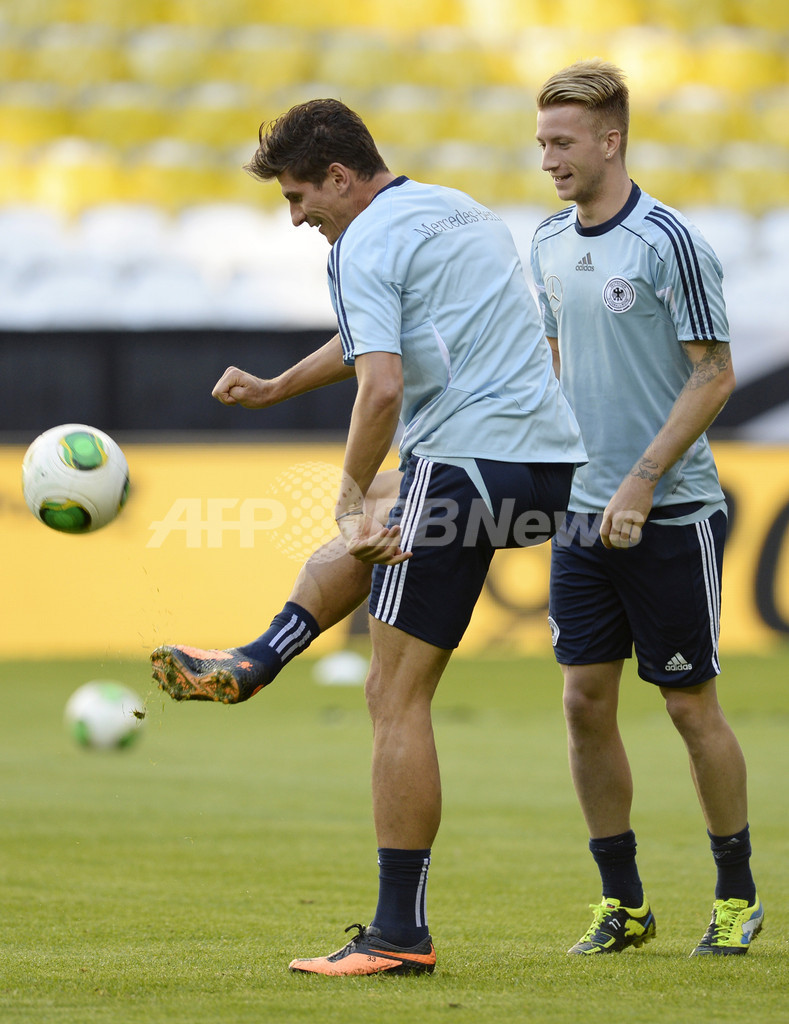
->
xmin=336 ymin=512 xmax=411 ymax=565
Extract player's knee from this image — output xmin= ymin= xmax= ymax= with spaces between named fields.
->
xmin=364 ymin=652 xmax=438 ymax=729
xmin=563 ymin=683 xmax=609 ymax=732
xmin=561 ymin=666 xmax=619 ymax=730
xmin=363 ymin=656 xmax=405 ymax=724
xmin=662 ymin=685 xmax=718 ymax=738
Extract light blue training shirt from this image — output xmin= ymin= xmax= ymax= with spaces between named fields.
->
xmin=530 ymin=183 xmax=729 ymax=518
xmin=328 ymin=176 xmax=586 ymax=471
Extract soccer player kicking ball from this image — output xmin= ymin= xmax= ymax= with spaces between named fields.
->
xmin=152 ymin=98 xmax=587 ymax=975
xmin=531 ymin=59 xmax=762 ymax=957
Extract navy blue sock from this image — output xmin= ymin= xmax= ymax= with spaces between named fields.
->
xmin=370 ymin=848 xmax=431 ymax=948
xmin=236 ymin=602 xmax=319 ymax=686
xmin=709 ymin=825 xmax=756 ymax=902
xmin=589 ymin=830 xmax=644 ymax=908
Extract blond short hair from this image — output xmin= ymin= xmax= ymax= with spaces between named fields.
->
xmin=537 ymin=58 xmax=629 ymax=156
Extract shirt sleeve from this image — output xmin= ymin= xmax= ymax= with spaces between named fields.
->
xmin=328 ymin=226 xmax=403 ymax=366
xmin=530 ymin=236 xmax=558 ymax=338
xmin=650 ymin=218 xmax=731 ymax=345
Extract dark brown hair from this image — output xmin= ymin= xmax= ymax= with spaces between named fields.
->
xmin=245 ymin=98 xmax=389 ymax=184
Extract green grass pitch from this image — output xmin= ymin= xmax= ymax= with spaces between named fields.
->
xmin=1 ymin=652 xmax=787 ymax=1024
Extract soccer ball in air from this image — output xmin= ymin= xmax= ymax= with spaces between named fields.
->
xmin=22 ymin=424 xmax=129 ymax=533
xmin=312 ymin=650 xmax=369 ymax=686
xmin=64 ymin=681 xmax=145 ymax=750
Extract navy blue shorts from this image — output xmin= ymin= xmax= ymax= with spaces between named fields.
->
xmin=549 ymin=507 xmax=726 ymax=687
xmin=370 ymin=456 xmax=574 ymax=649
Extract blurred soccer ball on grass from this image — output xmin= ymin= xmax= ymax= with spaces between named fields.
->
xmin=312 ymin=650 xmax=369 ymax=686
xmin=64 ymin=681 xmax=145 ymax=750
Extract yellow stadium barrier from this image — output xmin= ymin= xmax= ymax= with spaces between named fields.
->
xmin=1 ymin=441 xmax=788 ymax=659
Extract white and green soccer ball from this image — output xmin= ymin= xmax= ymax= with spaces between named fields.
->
xmin=22 ymin=423 xmax=129 ymax=533
xmin=64 ymin=681 xmax=145 ymax=750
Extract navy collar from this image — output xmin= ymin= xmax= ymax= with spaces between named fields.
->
xmin=574 ymin=181 xmax=641 ymax=237
xmin=374 ymin=175 xmax=409 ymax=199
xmin=335 ymin=176 xmax=409 ymax=246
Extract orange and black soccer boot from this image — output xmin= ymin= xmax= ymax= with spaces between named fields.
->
xmin=151 ymin=644 xmax=267 ymax=704
xmin=289 ymin=923 xmax=436 ymax=976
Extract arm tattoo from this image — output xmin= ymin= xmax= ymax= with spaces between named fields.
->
xmin=630 ymin=457 xmax=661 ymax=482
xmin=685 ymin=341 xmax=730 ymax=390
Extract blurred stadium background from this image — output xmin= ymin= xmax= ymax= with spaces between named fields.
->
xmin=1 ymin=0 xmax=788 ymax=658
xmin=0 ymin=0 xmax=787 ymax=434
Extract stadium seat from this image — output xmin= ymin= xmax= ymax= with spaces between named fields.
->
xmin=216 ymin=267 xmax=335 ymax=328
xmin=714 ymin=143 xmax=789 ymax=213
xmin=756 ymin=207 xmax=789 ymax=262
xmin=462 ymin=86 xmax=535 ymax=149
xmin=212 ymin=25 xmax=316 ymax=89
xmin=328 ymin=0 xmax=465 ymax=32
xmin=495 ymin=204 xmax=554 ymax=266
xmin=387 ymin=0 xmax=465 ymax=31
xmin=627 ymin=142 xmax=712 ymax=209
xmin=126 ymin=139 xmax=240 ymax=211
xmin=173 ymin=202 xmax=275 ymax=279
xmin=364 ymin=85 xmax=462 ymax=150
xmin=314 ymin=30 xmax=407 ymax=90
xmin=0 ymin=27 xmax=28 ymax=81
xmin=212 ymin=269 xmax=290 ymax=328
xmin=229 ymin=0 xmax=404 ymax=30
xmin=417 ymin=140 xmax=529 ymax=206
xmin=0 ymin=255 xmax=119 ymax=329
xmin=0 ymin=83 xmax=75 ymax=147
xmin=174 ymin=83 xmax=264 ymax=150
xmin=72 ymin=83 xmax=172 ymax=150
xmin=0 ymin=205 xmax=70 ymax=269
xmin=638 ymin=0 xmax=734 ymax=32
xmin=733 ymin=0 xmax=789 ymax=32
xmin=682 ymin=205 xmax=757 ymax=271
xmin=504 ymin=167 xmax=556 ymax=206
xmin=755 ymin=87 xmax=789 ymax=149
xmin=113 ymin=258 xmax=218 ymax=328
xmin=70 ymin=0 xmax=172 ymax=29
xmin=409 ymin=28 xmax=491 ymax=89
xmin=25 ymin=23 xmax=128 ymax=87
xmin=511 ymin=27 xmax=606 ymax=92
xmin=542 ymin=0 xmax=645 ymax=34
xmin=609 ymin=27 xmax=692 ymax=96
xmin=124 ymin=25 xmax=218 ymax=89
xmin=693 ymin=28 xmax=785 ymax=96
xmin=32 ymin=139 xmax=126 ymax=216
xmin=646 ymin=86 xmax=748 ymax=149
xmin=2 ymin=0 xmax=69 ymax=30
xmin=75 ymin=202 xmax=173 ymax=266
xmin=264 ymin=204 xmax=340 ymax=279
xmin=163 ymin=0 xmax=259 ymax=29
xmin=0 ymin=147 xmax=36 ymax=205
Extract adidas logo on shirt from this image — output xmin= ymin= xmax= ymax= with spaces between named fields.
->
xmin=576 ymin=252 xmax=594 ymax=271
xmin=665 ymin=652 xmax=693 ymax=672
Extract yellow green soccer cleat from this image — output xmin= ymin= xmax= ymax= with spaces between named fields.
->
xmin=289 ymin=923 xmax=436 ymax=976
xmin=690 ymin=895 xmax=764 ymax=956
xmin=568 ymin=897 xmax=656 ymax=955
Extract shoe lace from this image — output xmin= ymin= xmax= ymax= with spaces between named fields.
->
xmin=708 ymin=901 xmax=742 ymax=941
xmin=344 ymin=923 xmax=368 ymax=946
xmin=580 ymin=901 xmax=611 ymax=940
